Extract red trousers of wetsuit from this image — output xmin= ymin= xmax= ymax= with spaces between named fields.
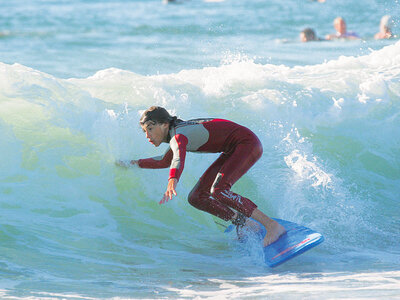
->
xmin=188 ymin=128 xmax=262 ymax=221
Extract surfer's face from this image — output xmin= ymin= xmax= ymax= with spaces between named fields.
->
xmin=142 ymin=122 xmax=169 ymax=147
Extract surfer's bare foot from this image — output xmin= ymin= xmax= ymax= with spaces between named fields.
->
xmin=263 ymin=221 xmax=286 ymax=247
xmin=249 ymin=208 xmax=286 ymax=247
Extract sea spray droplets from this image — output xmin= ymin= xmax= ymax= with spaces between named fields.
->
xmin=281 ymin=127 xmax=332 ymax=190
xmin=284 ymin=150 xmax=332 ymax=188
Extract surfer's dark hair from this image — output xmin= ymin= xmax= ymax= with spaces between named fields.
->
xmin=301 ymin=27 xmax=316 ymax=41
xmin=139 ymin=106 xmax=178 ymax=128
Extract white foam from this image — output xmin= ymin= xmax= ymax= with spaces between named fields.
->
xmin=166 ymin=271 xmax=400 ymax=299
xmin=284 ymin=149 xmax=332 ymax=188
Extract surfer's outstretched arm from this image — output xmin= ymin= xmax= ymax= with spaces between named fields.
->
xmin=137 ymin=148 xmax=173 ymax=169
xmin=116 ymin=148 xmax=173 ymax=169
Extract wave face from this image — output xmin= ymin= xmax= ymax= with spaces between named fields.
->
xmin=1 ymin=41 xmax=400 ymax=298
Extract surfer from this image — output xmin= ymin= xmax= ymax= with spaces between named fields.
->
xmin=117 ymin=106 xmax=286 ymax=247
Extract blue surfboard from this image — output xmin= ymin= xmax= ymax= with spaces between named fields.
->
xmin=224 ymin=218 xmax=324 ymax=267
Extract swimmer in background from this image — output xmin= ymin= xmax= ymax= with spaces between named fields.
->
xmin=300 ymin=28 xmax=322 ymax=42
xmin=374 ymin=15 xmax=394 ymax=39
xmin=325 ymin=17 xmax=360 ymax=40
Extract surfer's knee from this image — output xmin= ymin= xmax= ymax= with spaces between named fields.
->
xmin=187 ymin=188 xmax=197 ymax=206
xmin=252 ymin=141 xmax=263 ymax=161
xmin=188 ymin=182 xmax=204 ymax=207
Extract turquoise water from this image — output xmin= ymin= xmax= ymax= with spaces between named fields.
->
xmin=1 ymin=0 xmax=400 ymax=299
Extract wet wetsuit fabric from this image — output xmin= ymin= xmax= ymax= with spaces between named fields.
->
xmin=138 ymin=119 xmax=262 ymax=221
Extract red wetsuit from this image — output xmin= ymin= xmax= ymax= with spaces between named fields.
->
xmin=138 ymin=118 xmax=262 ymax=221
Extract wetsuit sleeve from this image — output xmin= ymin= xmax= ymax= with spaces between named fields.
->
xmin=169 ymin=134 xmax=189 ymax=181
xmin=137 ymin=148 xmax=173 ymax=169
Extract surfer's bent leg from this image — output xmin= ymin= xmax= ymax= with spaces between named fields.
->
xmin=188 ymin=153 xmax=236 ymax=221
xmin=188 ymin=127 xmax=285 ymax=246
xmin=210 ymin=139 xmax=286 ymax=246
xmin=188 ymin=129 xmax=262 ymax=220
xmin=210 ymin=141 xmax=262 ymax=218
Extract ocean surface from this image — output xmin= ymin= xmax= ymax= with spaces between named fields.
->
xmin=1 ymin=0 xmax=400 ymax=299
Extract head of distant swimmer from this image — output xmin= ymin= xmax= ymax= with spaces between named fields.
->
xmin=380 ymin=15 xmax=393 ymax=33
xmin=300 ymin=28 xmax=317 ymax=42
xmin=334 ymin=17 xmax=346 ymax=35
xmin=140 ymin=106 xmax=173 ymax=147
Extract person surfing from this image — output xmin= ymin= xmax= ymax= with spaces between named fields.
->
xmin=116 ymin=106 xmax=286 ymax=247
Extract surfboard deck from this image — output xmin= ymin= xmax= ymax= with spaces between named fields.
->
xmin=224 ymin=218 xmax=324 ymax=267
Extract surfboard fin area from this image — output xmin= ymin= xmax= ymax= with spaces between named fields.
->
xmin=224 ymin=218 xmax=324 ymax=268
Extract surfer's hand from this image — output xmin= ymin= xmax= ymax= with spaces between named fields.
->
xmin=115 ymin=160 xmax=138 ymax=168
xmin=160 ymin=178 xmax=178 ymax=204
